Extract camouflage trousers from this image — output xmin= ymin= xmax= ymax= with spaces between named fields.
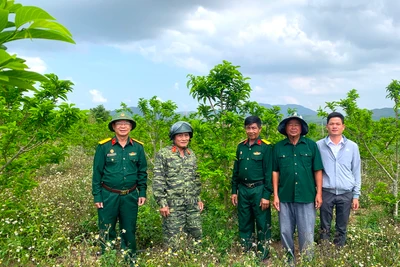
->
xmin=162 ymin=201 xmax=202 ymax=248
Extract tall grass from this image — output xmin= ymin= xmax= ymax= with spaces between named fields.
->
xmin=0 ymin=146 xmax=399 ymax=266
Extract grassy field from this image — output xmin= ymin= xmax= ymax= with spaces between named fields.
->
xmin=0 ymin=146 xmax=399 ymax=266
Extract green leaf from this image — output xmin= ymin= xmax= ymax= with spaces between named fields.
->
xmin=0 ymin=76 xmax=36 ymax=89
xmin=0 ymin=10 xmax=8 ymax=32
xmin=0 ymin=0 xmax=6 ymax=9
xmin=2 ymin=60 xmax=28 ymax=70
xmin=28 ymin=19 xmax=72 ymax=37
xmin=0 ymin=30 xmax=14 ymax=44
xmin=1 ymin=69 xmax=47 ymax=81
xmin=11 ymin=28 xmax=75 ymax=44
xmin=0 ymin=49 xmax=13 ymax=66
xmin=8 ymin=3 xmax=22 ymax=13
xmin=0 ymin=73 xmax=9 ymax=81
xmin=4 ymin=21 xmax=15 ymax=29
xmin=15 ymin=6 xmax=55 ymax=28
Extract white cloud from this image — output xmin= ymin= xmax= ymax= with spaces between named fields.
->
xmin=287 ymin=76 xmax=339 ymax=95
xmin=89 ymin=90 xmax=107 ymax=103
xmin=174 ymin=82 xmax=179 ymax=90
xmin=23 ymin=56 xmax=47 ymax=73
xmin=282 ymin=96 xmax=300 ymax=105
xmin=175 ymin=57 xmax=208 ymax=72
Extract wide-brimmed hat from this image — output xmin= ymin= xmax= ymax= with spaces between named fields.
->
xmin=108 ymin=112 xmax=136 ymax=132
xmin=278 ymin=113 xmax=308 ymax=136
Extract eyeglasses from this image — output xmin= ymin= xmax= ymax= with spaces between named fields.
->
xmin=115 ymin=121 xmax=131 ymax=126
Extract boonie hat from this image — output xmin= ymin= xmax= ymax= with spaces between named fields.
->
xmin=277 ymin=113 xmax=309 ymax=136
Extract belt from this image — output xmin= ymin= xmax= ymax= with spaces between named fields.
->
xmin=102 ymin=183 xmax=137 ymax=195
xmin=241 ymin=180 xmax=264 ymax=188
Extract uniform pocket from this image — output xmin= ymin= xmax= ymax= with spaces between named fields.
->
xmin=300 ymin=152 xmax=312 ymax=168
xmin=106 ymin=156 xmax=118 ymax=163
xmin=278 ymin=154 xmax=291 ymax=168
xmin=129 ymin=155 xmax=138 ymax=162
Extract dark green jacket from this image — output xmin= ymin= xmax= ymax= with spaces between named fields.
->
xmin=231 ymin=137 xmax=273 ymax=200
xmin=92 ymin=136 xmax=148 ymax=203
xmin=273 ymin=136 xmax=323 ymax=203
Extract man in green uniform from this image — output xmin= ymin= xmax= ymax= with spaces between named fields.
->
xmin=272 ymin=113 xmax=323 ymax=263
xmin=231 ymin=116 xmax=273 ymax=262
xmin=153 ymin=121 xmax=204 ymax=248
xmin=92 ymin=112 xmax=147 ymax=258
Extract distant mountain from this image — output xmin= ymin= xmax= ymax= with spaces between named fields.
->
xmin=110 ymin=107 xmax=142 ymax=116
xmin=108 ymin=105 xmax=395 ymax=123
xmin=371 ymin=108 xmax=395 ymax=120
xmin=258 ymin=103 xmax=317 ymax=116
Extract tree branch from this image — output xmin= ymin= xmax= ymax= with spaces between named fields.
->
xmin=362 ymin=138 xmax=395 ymax=183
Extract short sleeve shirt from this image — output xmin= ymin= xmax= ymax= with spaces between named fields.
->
xmin=273 ymin=136 xmax=323 ymax=203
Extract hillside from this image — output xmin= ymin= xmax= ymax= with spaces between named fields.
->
xmin=110 ymin=104 xmax=395 ymax=123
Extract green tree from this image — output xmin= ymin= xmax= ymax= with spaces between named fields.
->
xmin=135 ymin=96 xmax=180 ymax=168
xmin=385 ymin=80 xmax=400 ymax=216
xmin=0 ymin=0 xmax=76 ymax=192
xmin=90 ymin=104 xmax=110 ymax=123
xmin=187 ymin=61 xmax=255 ymax=208
xmin=0 ymin=74 xmax=81 ymax=193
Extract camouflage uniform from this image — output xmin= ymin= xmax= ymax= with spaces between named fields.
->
xmin=153 ymin=145 xmax=202 ymax=246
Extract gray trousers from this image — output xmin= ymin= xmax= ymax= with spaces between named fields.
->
xmin=279 ymin=202 xmax=316 ymax=260
xmin=320 ymin=191 xmax=353 ymax=246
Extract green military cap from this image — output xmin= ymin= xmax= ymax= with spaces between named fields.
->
xmin=108 ymin=112 xmax=136 ymax=132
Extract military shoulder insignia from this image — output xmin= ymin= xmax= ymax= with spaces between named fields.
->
xmin=238 ymin=139 xmax=247 ymax=145
xmin=131 ymin=138 xmax=144 ymax=146
xmin=261 ymin=139 xmax=271 ymax=145
xmin=99 ymin=138 xmax=112 ymax=144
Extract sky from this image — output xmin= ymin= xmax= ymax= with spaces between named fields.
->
xmin=9 ymin=0 xmax=400 ymax=112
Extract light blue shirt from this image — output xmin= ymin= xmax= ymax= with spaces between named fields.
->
xmin=317 ymin=135 xmax=361 ymax=198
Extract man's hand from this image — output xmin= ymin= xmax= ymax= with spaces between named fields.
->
xmin=160 ymin=206 xmax=170 ymax=217
xmin=231 ymin=194 xmax=238 ymax=206
xmin=315 ymin=193 xmax=322 ymax=209
xmin=198 ymin=201 xmax=204 ymax=212
xmin=138 ymin=197 xmax=146 ymax=206
xmin=260 ymin=198 xmax=270 ymax=211
xmin=95 ymin=202 xmax=103 ymax=209
xmin=273 ymin=196 xmax=280 ymax=211
xmin=352 ymin=198 xmax=360 ymax=210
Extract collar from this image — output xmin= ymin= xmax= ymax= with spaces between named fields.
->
xmin=171 ymin=145 xmax=191 ymax=154
xmin=243 ymin=137 xmax=262 ymax=146
xmin=283 ymin=136 xmax=306 ymax=146
xmin=324 ymin=135 xmax=347 ymax=146
xmin=111 ymin=136 xmax=133 ymax=146
xmin=327 ymin=137 xmax=344 ymax=146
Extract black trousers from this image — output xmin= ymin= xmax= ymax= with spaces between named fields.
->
xmin=320 ymin=191 xmax=353 ymax=246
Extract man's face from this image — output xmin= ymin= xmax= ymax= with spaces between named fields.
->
xmin=112 ymin=120 xmax=132 ymax=137
xmin=326 ymin=117 xmax=345 ymax=137
xmin=285 ymin=119 xmax=302 ymax=138
xmin=173 ymin=132 xmax=190 ymax=149
xmin=245 ymin=123 xmax=261 ymax=141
